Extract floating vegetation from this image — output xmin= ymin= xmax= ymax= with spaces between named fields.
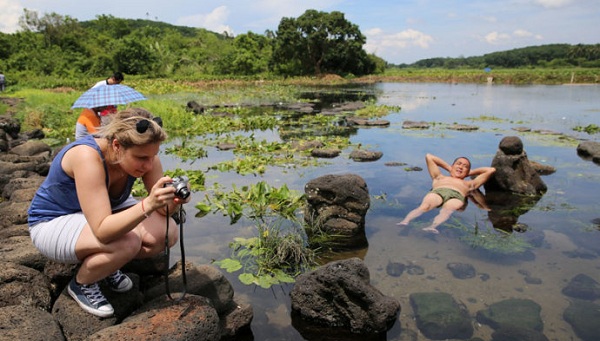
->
xmin=573 ymin=123 xmax=600 ymax=134
xmin=465 ymin=114 xmax=505 ymax=122
xmin=354 ymin=102 xmax=401 ymax=118
xmin=447 ymin=218 xmax=533 ymax=254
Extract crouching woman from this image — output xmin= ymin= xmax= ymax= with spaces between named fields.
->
xmin=28 ymin=108 xmax=189 ymax=317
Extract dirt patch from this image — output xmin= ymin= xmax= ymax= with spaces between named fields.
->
xmin=0 ymin=97 xmax=23 ymax=116
xmin=44 ymin=87 xmax=77 ymax=93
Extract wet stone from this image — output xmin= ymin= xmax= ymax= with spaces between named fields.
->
xmin=386 ymin=262 xmax=405 ymax=277
xmin=447 ymin=262 xmax=476 ymax=279
xmin=406 ymin=264 xmax=424 ymax=275
xmin=524 ymin=276 xmax=543 ymax=285
xmin=562 ymin=273 xmax=600 ymax=300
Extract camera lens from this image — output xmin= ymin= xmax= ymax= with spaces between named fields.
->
xmin=176 ymin=187 xmax=191 ymax=199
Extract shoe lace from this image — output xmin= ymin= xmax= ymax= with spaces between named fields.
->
xmin=106 ymin=270 xmax=125 ymax=287
xmin=80 ymin=283 xmax=108 ymax=306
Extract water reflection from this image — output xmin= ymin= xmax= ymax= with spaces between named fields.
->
xmin=485 ymin=191 xmax=543 ymax=233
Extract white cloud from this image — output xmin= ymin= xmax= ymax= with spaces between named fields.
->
xmin=513 ymin=29 xmax=533 ymax=37
xmin=0 ymin=0 xmax=24 ymax=33
xmin=484 ymin=28 xmax=544 ymax=45
xmin=367 ymin=28 xmax=433 ymax=49
xmin=364 ymin=28 xmax=433 ymax=61
xmin=484 ymin=31 xmax=511 ymax=44
xmin=533 ymin=0 xmax=574 ymax=8
xmin=176 ymin=6 xmax=234 ymax=35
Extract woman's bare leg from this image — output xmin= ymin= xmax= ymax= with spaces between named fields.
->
xmin=74 ymin=227 xmax=141 ymax=284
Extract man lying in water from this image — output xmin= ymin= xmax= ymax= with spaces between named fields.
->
xmin=397 ymin=153 xmax=496 ymax=234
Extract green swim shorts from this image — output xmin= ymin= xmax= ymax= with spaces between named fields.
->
xmin=430 ymin=188 xmax=465 ymax=207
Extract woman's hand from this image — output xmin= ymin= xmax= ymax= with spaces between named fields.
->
xmin=144 ymin=176 xmax=178 ymax=212
xmin=145 ymin=176 xmax=192 ymax=216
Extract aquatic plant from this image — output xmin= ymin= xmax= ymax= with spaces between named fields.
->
xmin=573 ymin=124 xmax=600 ymax=134
xmin=200 ymin=181 xmax=317 ymax=288
xmin=447 ymin=217 xmax=533 ymax=254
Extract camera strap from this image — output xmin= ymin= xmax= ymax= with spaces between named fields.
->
xmin=164 ymin=205 xmax=187 ymax=301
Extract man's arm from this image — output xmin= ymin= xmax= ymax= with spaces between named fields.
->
xmin=468 ymin=166 xmax=496 ymax=189
xmin=425 ymin=153 xmax=451 ymax=179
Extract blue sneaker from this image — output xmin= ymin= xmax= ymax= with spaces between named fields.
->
xmin=104 ymin=270 xmax=133 ymax=293
xmin=67 ymin=278 xmax=114 ymax=317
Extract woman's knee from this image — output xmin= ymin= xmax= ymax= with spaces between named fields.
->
xmin=114 ymin=232 xmax=142 ymax=258
xmin=166 ymin=218 xmax=179 ymax=247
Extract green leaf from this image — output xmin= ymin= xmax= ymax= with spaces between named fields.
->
xmin=239 ymin=272 xmax=257 ymax=285
xmin=214 ymin=258 xmax=242 ymax=273
xmin=194 ymin=203 xmax=212 ymax=217
xmin=273 ymin=269 xmax=296 ymax=283
xmin=257 ymin=274 xmax=275 ymax=288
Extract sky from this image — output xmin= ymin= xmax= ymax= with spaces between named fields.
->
xmin=1 ymin=0 xmax=599 ymax=64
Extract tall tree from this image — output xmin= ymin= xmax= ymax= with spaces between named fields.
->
xmin=272 ymin=10 xmax=374 ymax=76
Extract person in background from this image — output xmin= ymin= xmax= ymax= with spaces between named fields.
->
xmin=28 ymin=108 xmax=189 ymax=317
xmin=75 ymin=106 xmax=117 ymax=140
xmin=397 ymin=153 xmax=496 ymax=234
xmin=92 ymin=72 xmax=124 ymax=89
xmin=0 ymin=73 xmax=5 ymax=92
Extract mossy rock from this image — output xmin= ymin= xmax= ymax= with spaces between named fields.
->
xmin=476 ymin=298 xmax=543 ymax=332
xmin=409 ymin=292 xmax=473 ymax=340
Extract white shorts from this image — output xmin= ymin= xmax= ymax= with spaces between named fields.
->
xmin=29 ymin=196 xmax=138 ymax=263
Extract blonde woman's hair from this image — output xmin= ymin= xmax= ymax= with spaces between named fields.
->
xmin=96 ymin=107 xmax=167 ymax=148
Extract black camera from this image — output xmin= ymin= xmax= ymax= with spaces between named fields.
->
xmin=167 ymin=176 xmax=191 ymax=199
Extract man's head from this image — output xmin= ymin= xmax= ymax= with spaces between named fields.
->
xmin=108 ymin=72 xmax=124 ymax=85
xmin=450 ymin=156 xmax=471 ymax=179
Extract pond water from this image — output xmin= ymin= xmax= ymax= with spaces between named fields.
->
xmin=163 ymin=82 xmax=600 ymax=340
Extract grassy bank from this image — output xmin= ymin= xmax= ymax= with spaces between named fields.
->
xmin=361 ymin=67 xmax=600 ymax=85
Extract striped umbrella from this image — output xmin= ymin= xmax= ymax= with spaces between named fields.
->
xmin=71 ymin=84 xmax=147 ymax=109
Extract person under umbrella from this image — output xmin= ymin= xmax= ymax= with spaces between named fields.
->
xmin=72 ymin=84 xmax=146 ymax=140
xmin=75 ymin=106 xmax=117 ymax=140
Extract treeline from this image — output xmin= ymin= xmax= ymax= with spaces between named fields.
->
xmin=0 ymin=9 xmax=384 ymax=86
xmin=0 ymin=8 xmax=598 ymax=87
xmin=400 ymin=44 xmax=600 ymax=69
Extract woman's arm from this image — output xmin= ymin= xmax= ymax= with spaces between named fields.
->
xmin=67 ymin=146 xmax=179 ymax=244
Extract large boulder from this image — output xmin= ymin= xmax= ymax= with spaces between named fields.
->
xmin=87 ymin=294 xmax=221 ymax=341
xmin=576 ymin=141 xmax=600 ymax=164
xmin=304 ymin=174 xmax=370 ymax=249
xmin=0 ymin=304 xmax=64 ymax=341
xmin=290 ymin=257 xmax=400 ymax=335
xmin=485 ymin=136 xmax=547 ymax=195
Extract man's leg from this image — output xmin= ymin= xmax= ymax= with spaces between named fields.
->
xmin=398 ymin=192 xmax=442 ymax=225
xmin=422 ymin=199 xmax=465 ymax=233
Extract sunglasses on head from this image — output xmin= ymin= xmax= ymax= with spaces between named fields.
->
xmin=136 ymin=117 xmax=163 ymax=134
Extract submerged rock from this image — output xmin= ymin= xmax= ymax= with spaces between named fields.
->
xmin=447 ymin=262 xmax=476 ymax=279
xmin=386 ymin=261 xmax=405 ymax=277
xmin=476 ymin=298 xmax=543 ymax=332
xmin=561 ymin=273 xmax=600 ymax=300
xmin=563 ymin=299 xmax=600 ymax=341
xmin=409 ymin=292 xmax=473 ymax=340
